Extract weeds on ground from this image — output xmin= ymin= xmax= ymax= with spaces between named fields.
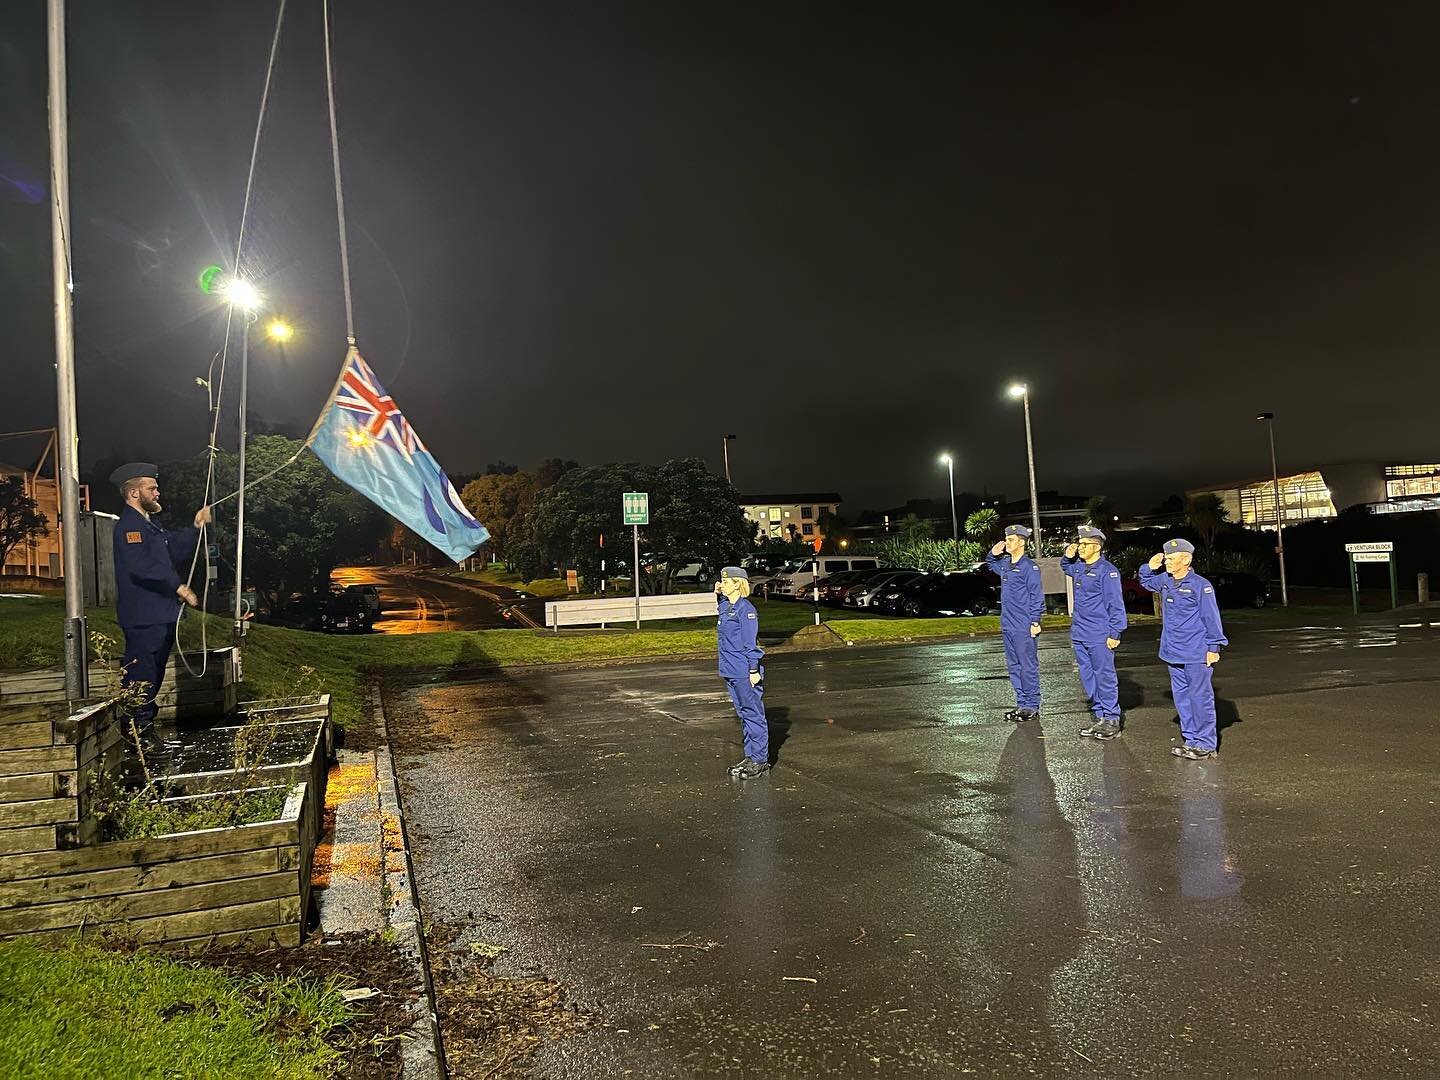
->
xmin=85 ymin=634 xmax=316 ymax=840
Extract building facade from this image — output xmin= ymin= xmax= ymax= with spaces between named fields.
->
xmin=739 ymin=493 xmax=841 ymax=542
xmin=1187 ymin=461 xmax=1436 ymax=529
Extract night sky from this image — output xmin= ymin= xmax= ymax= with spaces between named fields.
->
xmin=4 ymin=2 xmax=1440 ymax=516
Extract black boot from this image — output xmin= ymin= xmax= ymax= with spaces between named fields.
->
xmin=734 ymin=758 xmax=770 ymax=780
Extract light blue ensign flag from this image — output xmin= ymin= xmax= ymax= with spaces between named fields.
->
xmin=309 ymin=348 xmax=490 ymax=563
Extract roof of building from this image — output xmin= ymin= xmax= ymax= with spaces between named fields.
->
xmin=739 ymin=493 xmax=842 ymax=505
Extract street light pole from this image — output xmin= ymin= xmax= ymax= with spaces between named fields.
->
xmin=1257 ymin=412 xmax=1289 ymax=607
xmin=234 ymin=314 xmax=250 ymax=641
xmin=1009 ymin=384 xmax=1042 ymax=552
xmin=722 ymin=434 xmax=736 ymax=485
xmin=939 ymin=453 xmax=959 ymax=570
xmin=47 ymin=0 xmax=86 ymax=699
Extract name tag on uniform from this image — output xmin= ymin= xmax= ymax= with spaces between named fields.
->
xmin=125 ymin=531 xmax=142 ymax=544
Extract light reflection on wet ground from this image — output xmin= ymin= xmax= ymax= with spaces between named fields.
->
xmin=389 ymin=617 xmax=1440 ymax=1077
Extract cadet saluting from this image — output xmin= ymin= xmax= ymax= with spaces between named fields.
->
xmin=1139 ymin=538 xmax=1229 ymax=760
xmin=986 ymin=524 xmax=1045 ymax=722
xmin=1062 ymin=525 xmax=1128 ymax=740
xmin=715 ymin=566 xmax=769 ymax=779
xmin=110 ymin=463 xmax=211 ymax=747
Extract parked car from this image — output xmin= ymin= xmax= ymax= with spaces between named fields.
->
xmin=771 ymin=555 xmax=881 ymax=598
xmin=873 ymin=573 xmax=947 ymax=616
xmin=844 ymin=570 xmax=925 ymax=609
xmin=1121 ymin=571 xmax=1269 ymax=610
xmin=320 ymin=587 xmax=374 ymax=633
xmin=1209 ymin=571 xmax=1270 ymax=609
xmin=816 ymin=569 xmax=881 ymax=606
xmin=898 ymin=573 xmax=999 ymax=618
xmin=344 ymin=584 xmax=383 ymax=620
xmin=671 ymin=562 xmax=714 ymax=589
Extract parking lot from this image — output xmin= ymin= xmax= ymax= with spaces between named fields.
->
xmin=386 ymin=613 xmax=1440 ymax=1077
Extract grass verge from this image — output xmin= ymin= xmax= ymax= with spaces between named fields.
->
xmin=0 ymin=597 xmax=716 ymax=733
xmin=0 ymin=938 xmax=347 ymax=1079
xmin=456 ymin=565 xmax=573 ymax=598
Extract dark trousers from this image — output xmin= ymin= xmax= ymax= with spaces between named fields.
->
xmin=120 ymin=622 xmax=175 ymax=734
xmin=1073 ymin=639 xmax=1120 ymax=721
xmin=724 ymin=676 xmax=769 ymax=764
xmin=1168 ymin=661 xmax=1217 ymax=751
xmin=1001 ymin=627 xmax=1041 ymax=711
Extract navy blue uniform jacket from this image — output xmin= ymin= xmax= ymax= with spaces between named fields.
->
xmin=113 ymin=505 xmax=198 ymax=628
xmin=1061 ymin=555 xmax=1128 ymax=643
xmin=1138 ymin=565 xmax=1228 ymax=663
xmin=985 ymin=552 xmax=1045 ymax=631
xmin=717 ymin=595 xmax=764 ymax=679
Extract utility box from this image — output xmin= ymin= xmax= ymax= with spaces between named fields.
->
xmin=76 ymin=510 xmax=117 ymax=608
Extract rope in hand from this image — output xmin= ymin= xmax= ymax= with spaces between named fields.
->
xmin=175 ymin=0 xmax=290 ymax=678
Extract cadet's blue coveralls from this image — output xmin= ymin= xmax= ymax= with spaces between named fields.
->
xmin=112 ymin=506 xmax=198 ymax=734
xmin=1138 ymin=565 xmax=1228 ymax=751
xmin=985 ymin=552 xmax=1045 ymax=712
xmin=717 ymin=594 xmax=767 ymax=764
xmin=1061 ymin=554 xmax=1128 ymax=722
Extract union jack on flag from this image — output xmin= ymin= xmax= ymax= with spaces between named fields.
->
xmin=333 ymin=352 xmax=429 ymax=462
xmin=309 ymin=347 xmax=490 ymax=563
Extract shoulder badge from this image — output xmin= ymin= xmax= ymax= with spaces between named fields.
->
xmin=125 ymin=531 xmax=142 ymax=544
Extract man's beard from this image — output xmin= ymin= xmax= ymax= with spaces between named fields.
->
xmin=141 ymin=497 xmax=162 ymax=514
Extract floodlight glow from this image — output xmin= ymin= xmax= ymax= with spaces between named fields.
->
xmin=1007 ymin=383 xmax=1027 ymax=399
xmin=224 ymin=278 xmax=261 ymax=310
xmin=938 ymin=453 xmax=952 ymax=465
xmin=266 ymin=320 xmax=294 ymax=343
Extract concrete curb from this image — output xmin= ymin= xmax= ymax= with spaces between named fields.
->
xmin=370 ymin=686 xmax=447 ymax=1080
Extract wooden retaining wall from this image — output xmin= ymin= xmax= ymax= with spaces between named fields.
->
xmin=0 ymin=647 xmax=238 ymax=721
xmin=0 ymin=698 xmax=122 ymax=854
xmin=0 ymin=692 xmax=328 ymax=949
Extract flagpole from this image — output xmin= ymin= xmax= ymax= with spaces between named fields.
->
xmin=48 ymin=0 xmax=87 ymax=700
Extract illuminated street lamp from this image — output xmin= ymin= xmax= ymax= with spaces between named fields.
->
xmin=1256 ymin=412 xmax=1289 ymax=607
xmin=938 ymin=453 xmax=959 ymax=569
xmin=1007 ymin=383 xmax=1042 ymax=550
xmin=266 ymin=319 xmax=294 ymax=343
xmin=224 ymin=277 xmax=263 ymax=642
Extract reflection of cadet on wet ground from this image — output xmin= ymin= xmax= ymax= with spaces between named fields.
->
xmin=1175 ymin=764 xmax=1243 ymax=902
xmin=988 ymin=722 xmax=1084 ymax=1064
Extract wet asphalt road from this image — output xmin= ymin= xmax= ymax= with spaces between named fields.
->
xmin=385 ymin=615 xmax=1440 ymax=1078
xmin=331 ymin=566 xmax=513 ymax=632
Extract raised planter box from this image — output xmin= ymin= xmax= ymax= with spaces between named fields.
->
xmin=0 ymin=647 xmax=238 ymax=721
xmin=0 ymin=690 xmax=329 ymax=949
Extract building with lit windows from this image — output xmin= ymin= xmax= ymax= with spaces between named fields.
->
xmin=739 ymin=493 xmax=841 ymax=542
xmin=1187 ymin=461 xmax=1440 ymax=529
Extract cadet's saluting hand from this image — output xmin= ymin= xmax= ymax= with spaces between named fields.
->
xmin=1064 ymin=543 xmax=1078 ymax=559
xmin=1148 ymin=552 xmax=1165 ymax=571
xmin=991 ymin=541 xmax=1005 ymax=557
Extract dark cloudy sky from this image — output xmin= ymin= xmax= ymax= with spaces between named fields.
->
xmin=4 ymin=2 xmax=1440 ymax=515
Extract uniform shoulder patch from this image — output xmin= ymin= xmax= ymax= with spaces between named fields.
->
xmin=746 ymin=612 xmax=756 ymax=619
xmin=125 ymin=531 xmax=142 ymax=544
xmin=1109 ymin=571 xmax=1118 ymax=577
xmin=1203 ymin=586 xmax=1213 ymax=593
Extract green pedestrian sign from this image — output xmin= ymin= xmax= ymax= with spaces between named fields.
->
xmin=623 ymin=492 xmax=649 ymax=526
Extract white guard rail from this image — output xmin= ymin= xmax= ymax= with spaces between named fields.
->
xmin=545 ymin=592 xmax=719 ymax=629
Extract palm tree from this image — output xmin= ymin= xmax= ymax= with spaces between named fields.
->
xmin=1184 ymin=493 xmax=1229 ymax=551
xmin=1085 ymin=494 xmax=1116 ymax=527
xmin=965 ymin=507 xmax=1000 ymax=545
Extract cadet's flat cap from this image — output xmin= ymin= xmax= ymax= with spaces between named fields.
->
xmin=1164 ymin=538 xmax=1196 ymax=554
xmin=720 ymin=565 xmax=748 ymax=580
xmin=1077 ymin=525 xmax=1106 ymax=541
xmin=1004 ymin=524 xmax=1032 ymax=538
xmin=108 ymin=462 xmax=158 ymax=488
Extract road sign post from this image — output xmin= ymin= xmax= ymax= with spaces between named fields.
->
xmin=623 ymin=493 xmax=649 ymax=629
xmin=1345 ymin=542 xmax=1396 ymax=613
